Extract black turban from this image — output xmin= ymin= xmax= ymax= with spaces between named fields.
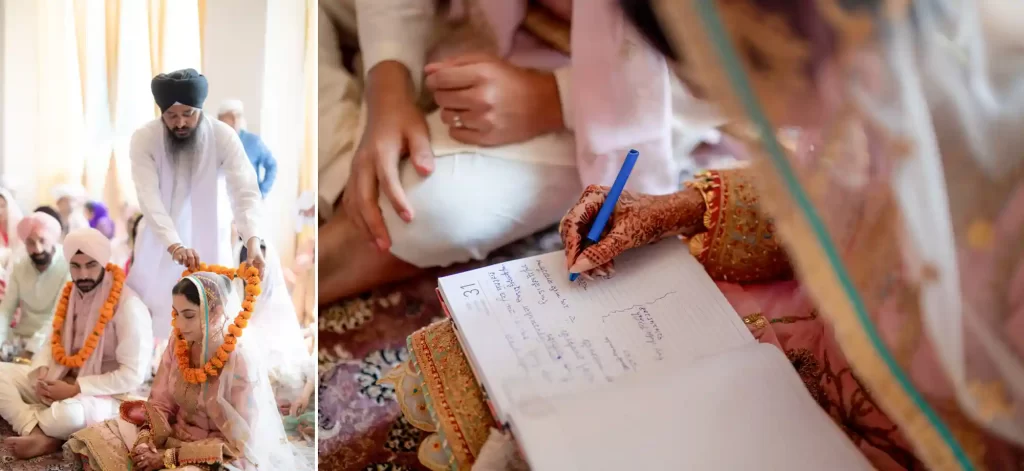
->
xmin=150 ymin=68 xmax=209 ymax=113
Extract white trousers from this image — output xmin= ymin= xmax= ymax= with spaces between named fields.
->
xmin=381 ymin=153 xmax=582 ymax=268
xmin=0 ymin=363 xmax=116 ymax=439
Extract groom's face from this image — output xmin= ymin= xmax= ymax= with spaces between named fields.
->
xmin=69 ymin=252 xmax=105 ymax=293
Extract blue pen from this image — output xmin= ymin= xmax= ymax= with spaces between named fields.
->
xmin=569 ymin=149 xmax=640 ymax=281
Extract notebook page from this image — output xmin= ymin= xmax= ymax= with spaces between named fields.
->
xmin=438 ymin=240 xmax=752 ymax=422
xmin=511 ymin=342 xmax=874 ymax=471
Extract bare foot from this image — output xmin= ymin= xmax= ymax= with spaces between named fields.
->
xmin=4 ymin=428 xmax=62 ymax=460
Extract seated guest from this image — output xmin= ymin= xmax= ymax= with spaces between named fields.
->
xmin=0 ymin=213 xmax=69 ymax=362
xmin=0 ymin=228 xmax=152 ymax=459
xmin=318 ymin=0 xmax=679 ymax=304
xmin=84 ymin=201 xmax=115 ymax=240
xmin=387 ymin=0 xmax=1024 ymax=469
xmin=66 ymin=272 xmax=308 ymax=470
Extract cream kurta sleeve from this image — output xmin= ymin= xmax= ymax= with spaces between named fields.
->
xmin=355 ymin=0 xmax=435 ymax=93
xmin=129 ymin=126 xmax=182 ymax=249
xmin=214 ymin=122 xmax=262 ymax=243
xmin=76 ymin=293 xmax=153 ymax=396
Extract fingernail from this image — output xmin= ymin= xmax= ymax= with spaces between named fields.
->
xmin=375 ymin=238 xmax=389 ymax=251
xmin=568 ymin=256 xmax=595 ymax=274
xmin=400 ymin=211 xmax=413 ymax=222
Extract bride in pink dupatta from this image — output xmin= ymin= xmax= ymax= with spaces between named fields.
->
xmin=65 ymin=272 xmax=309 ymax=470
xmin=384 ymin=0 xmax=1024 ymax=470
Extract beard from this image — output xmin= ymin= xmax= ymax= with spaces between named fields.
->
xmin=165 ymin=118 xmax=201 ymax=156
xmin=74 ymin=269 xmax=106 ymax=294
xmin=28 ymin=249 xmax=54 ymax=267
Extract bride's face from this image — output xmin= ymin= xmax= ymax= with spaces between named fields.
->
xmin=172 ymin=294 xmax=204 ymax=343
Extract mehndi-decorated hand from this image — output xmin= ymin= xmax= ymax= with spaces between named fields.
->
xmin=560 ymin=185 xmax=707 ymax=277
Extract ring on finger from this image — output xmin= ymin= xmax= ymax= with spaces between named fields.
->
xmin=452 ymin=114 xmax=465 ymax=129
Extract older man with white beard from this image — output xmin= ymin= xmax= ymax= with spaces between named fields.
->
xmin=0 ymin=228 xmax=152 ymax=460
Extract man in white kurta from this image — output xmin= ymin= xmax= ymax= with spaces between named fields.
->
xmin=0 ymin=213 xmax=71 ymax=362
xmin=0 ymin=228 xmax=153 ymax=459
xmin=126 ymin=68 xmax=266 ymax=345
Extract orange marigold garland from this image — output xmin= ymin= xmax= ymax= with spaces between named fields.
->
xmin=173 ymin=263 xmax=261 ymax=384
xmin=51 ymin=263 xmax=126 ymax=368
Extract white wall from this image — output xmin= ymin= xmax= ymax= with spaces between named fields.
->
xmin=204 ymin=0 xmax=306 ymax=263
xmin=202 ymin=0 xmax=268 ymax=134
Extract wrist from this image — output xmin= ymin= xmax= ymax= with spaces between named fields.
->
xmin=532 ymin=71 xmax=565 ymax=135
xmin=366 ymin=61 xmax=418 ymax=110
xmin=167 ymin=244 xmax=183 ymax=255
xmin=655 ymin=188 xmax=708 ymax=239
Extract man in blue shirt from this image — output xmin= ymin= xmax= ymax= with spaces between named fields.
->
xmin=217 ymin=100 xmax=277 ymax=197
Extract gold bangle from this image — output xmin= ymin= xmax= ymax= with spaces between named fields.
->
xmin=163 ymin=447 xmax=177 ymax=469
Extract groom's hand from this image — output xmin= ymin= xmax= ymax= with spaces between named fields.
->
xmin=40 ymin=380 xmax=80 ymax=402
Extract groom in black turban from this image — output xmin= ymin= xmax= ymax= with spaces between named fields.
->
xmin=151 ymin=68 xmax=209 ymax=154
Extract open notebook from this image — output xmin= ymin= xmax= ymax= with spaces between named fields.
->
xmin=437 ymin=241 xmax=873 ymax=470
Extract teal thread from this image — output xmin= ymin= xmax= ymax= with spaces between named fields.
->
xmin=693 ymin=1 xmax=973 ymax=468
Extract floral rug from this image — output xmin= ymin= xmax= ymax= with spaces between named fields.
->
xmin=317 ymin=228 xmax=564 ymax=471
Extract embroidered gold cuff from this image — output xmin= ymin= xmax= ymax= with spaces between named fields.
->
xmin=176 ymin=440 xmax=226 ymax=466
xmin=686 ymin=169 xmax=792 ymax=283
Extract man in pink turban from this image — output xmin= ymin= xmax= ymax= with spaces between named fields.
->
xmin=0 ymin=212 xmax=70 ymax=362
xmin=0 ymin=228 xmax=152 ymax=460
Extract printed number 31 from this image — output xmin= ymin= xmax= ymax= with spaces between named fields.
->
xmin=461 ymin=284 xmax=480 ymax=297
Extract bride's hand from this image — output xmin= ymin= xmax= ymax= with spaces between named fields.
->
xmin=131 ymin=443 xmax=163 ymax=471
xmin=560 ymin=185 xmax=707 ymax=278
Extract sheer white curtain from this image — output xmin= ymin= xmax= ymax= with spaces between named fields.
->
xmin=1 ymin=0 xmax=201 ymax=213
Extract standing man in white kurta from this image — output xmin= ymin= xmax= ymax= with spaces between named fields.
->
xmin=0 ymin=228 xmax=152 ymax=460
xmin=126 ymin=68 xmax=267 ymax=347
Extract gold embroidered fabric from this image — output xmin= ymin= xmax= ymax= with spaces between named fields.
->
xmin=172 ymin=437 xmax=229 ymax=466
xmin=409 ymin=320 xmax=497 ymax=470
xmin=687 ymin=168 xmax=792 ymax=283
xmin=145 ymin=401 xmax=173 ymax=445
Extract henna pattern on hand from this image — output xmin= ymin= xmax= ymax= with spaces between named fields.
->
xmin=559 ymin=185 xmax=707 ymax=274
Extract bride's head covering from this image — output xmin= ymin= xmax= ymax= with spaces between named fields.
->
xmin=169 ymin=271 xmax=309 ymax=469
xmin=624 ymin=0 xmax=1024 ymax=468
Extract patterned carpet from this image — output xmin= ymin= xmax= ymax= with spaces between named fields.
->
xmin=317 ymin=228 xmax=564 ymax=471
xmin=0 ymin=418 xmax=76 ymax=471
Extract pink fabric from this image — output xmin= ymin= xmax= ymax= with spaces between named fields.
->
xmin=16 ymin=212 xmax=61 ymax=243
xmin=718 ymin=280 xmax=921 ymax=470
xmin=149 ymin=341 xmax=226 ymax=442
xmin=450 ymin=0 xmax=678 ymax=195
xmin=43 ymin=272 xmax=120 ymax=383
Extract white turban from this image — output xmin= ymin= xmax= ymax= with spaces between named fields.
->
xmin=52 ymin=184 xmax=86 ymax=202
xmin=64 ymin=228 xmax=112 ymax=266
xmin=217 ymin=99 xmax=244 ymax=115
